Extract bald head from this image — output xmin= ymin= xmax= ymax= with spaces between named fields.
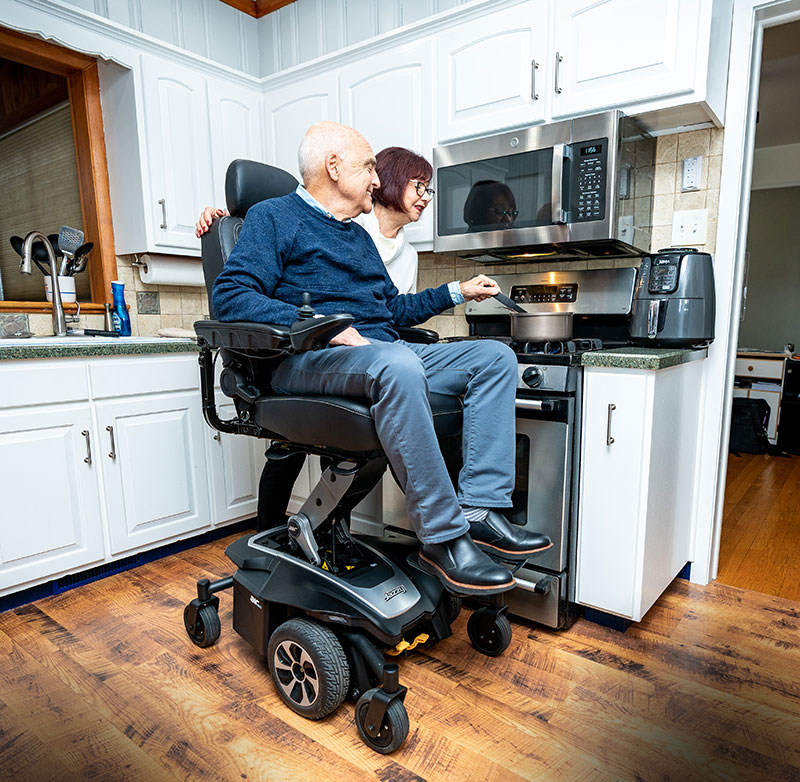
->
xmin=297 ymin=121 xmax=380 ymax=221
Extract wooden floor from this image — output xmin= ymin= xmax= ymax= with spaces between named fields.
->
xmin=2 ymin=533 xmax=800 ymax=781
xmin=718 ymin=452 xmax=800 ymax=601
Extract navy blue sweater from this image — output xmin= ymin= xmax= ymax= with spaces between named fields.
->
xmin=212 ymin=193 xmax=454 ymax=342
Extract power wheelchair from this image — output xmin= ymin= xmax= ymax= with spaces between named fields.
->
xmin=183 ymin=160 xmax=519 ymax=753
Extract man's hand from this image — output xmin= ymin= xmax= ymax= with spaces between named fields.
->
xmin=460 ymin=274 xmax=501 ymax=302
xmin=328 ymin=326 xmax=370 ymax=347
xmin=195 ymin=206 xmax=228 ymax=238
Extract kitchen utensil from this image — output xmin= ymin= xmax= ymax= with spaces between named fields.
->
xmin=44 ymin=275 xmax=76 ymax=303
xmin=57 ymin=225 xmax=84 ymax=275
xmin=68 ymin=241 xmax=93 ymax=275
xmin=510 ymin=311 xmax=573 ymax=342
xmin=494 ymin=291 xmax=526 ymax=313
xmin=66 ymin=329 xmax=120 ymax=337
xmin=10 ymin=235 xmax=50 ymax=275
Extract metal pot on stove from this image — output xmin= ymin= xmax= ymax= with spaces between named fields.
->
xmin=493 ymin=291 xmax=574 ymax=342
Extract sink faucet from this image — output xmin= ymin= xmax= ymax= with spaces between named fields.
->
xmin=20 ymin=231 xmax=67 ymax=337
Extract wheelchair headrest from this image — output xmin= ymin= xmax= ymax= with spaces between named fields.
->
xmin=225 ymin=159 xmax=299 ymax=217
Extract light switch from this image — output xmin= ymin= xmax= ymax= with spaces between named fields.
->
xmin=671 ymin=209 xmax=707 ymax=246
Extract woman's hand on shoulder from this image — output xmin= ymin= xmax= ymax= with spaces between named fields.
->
xmin=195 ymin=207 xmax=228 ymax=238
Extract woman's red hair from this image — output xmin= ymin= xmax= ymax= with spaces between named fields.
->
xmin=371 ymin=147 xmax=433 ymax=211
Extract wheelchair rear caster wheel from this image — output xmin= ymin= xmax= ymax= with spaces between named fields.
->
xmin=184 ymin=603 xmax=221 ymax=648
xmin=267 ymin=618 xmax=350 ymax=720
xmin=354 ymin=689 xmax=409 ymax=754
xmin=467 ymin=609 xmax=512 ymax=657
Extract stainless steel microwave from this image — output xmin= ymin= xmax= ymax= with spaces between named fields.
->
xmin=432 ymin=110 xmax=655 ymax=262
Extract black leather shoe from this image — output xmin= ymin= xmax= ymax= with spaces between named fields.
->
xmin=418 ymin=533 xmax=515 ymax=596
xmin=469 ymin=510 xmax=552 ymax=561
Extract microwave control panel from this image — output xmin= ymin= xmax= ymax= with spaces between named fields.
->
xmin=510 ymin=283 xmax=578 ymax=304
xmin=570 ymin=138 xmax=607 ymax=222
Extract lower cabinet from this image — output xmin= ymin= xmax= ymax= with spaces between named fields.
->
xmin=575 ymin=360 xmax=703 ymax=621
xmin=0 ymin=404 xmax=105 ymax=592
xmin=0 ymin=351 xmax=261 ymax=598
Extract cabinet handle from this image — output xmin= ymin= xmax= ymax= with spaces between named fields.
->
xmin=82 ymin=430 xmax=92 ymax=466
xmin=107 ymin=425 xmax=117 ymax=460
xmin=530 ymin=59 xmax=539 ymax=100
xmin=158 ymin=198 xmax=167 ymax=229
xmin=606 ymin=403 xmax=616 ymax=446
xmin=554 ymin=51 xmax=563 ymax=94
xmin=747 ymin=365 xmax=754 ymax=372
xmin=213 ymin=432 xmax=221 ymax=442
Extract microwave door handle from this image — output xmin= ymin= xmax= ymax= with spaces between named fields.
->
xmin=551 ymin=144 xmax=567 ymax=225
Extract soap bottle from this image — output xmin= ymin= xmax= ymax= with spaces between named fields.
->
xmin=110 ymin=280 xmax=132 ymax=336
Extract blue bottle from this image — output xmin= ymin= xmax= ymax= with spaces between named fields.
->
xmin=111 ymin=280 xmax=132 ymax=336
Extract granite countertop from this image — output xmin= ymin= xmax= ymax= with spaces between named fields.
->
xmin=580 ymin=346 xmax=708 ymax=371
xmin=0 ymin=336 xmax=198 ymax=361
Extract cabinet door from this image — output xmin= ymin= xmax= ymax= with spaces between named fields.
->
xmin=339 ymin=41 xmax=434 ymax=245
xmin=97 ymin=392 xmax=210 ymax=555
xmin=436 ymin=1 xmax=548 ymax=143
xmin=206 ymin=398 xmax=264 ymax=524
xmin=0 ymin=406 xmax=104 ymax=593
xmin=263 ymin=74 xmax=339 ymax=179
xmin=207 ymin=78 xmax=264 ymax=208
xmin=141 ymin=55 xmax=213 ymax=252
xmin=576 ymin=370 xmax=650 ymax=619
xmin=552 ymin=0 xmax=701 ymax=118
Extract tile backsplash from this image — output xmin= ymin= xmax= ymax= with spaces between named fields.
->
xmin=13 ymin=127 xmax=721 ymax=338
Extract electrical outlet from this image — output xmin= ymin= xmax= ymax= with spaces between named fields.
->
xmin=671 ymin=209 xmax=707 ymax=246
xmin=681 ymin=156 xmax=703 ymax=191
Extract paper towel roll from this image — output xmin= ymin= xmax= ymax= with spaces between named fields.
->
xmin=138 ymin=254 xmax=205 ymax=287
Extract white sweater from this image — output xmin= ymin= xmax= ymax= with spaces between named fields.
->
xmin=354 ymin=209 xmax=418 ymax=294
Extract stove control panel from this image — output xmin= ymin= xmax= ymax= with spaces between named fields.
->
xmin=510 ymin=283 xmax=578 ymax=304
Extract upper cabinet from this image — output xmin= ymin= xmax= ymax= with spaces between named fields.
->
xmin=436 ymin=1 xmax=549 ymax=143
xmin=262 ymin=73 xmax=340 ymax=180
xmin=551 ymin=0 xmax=708 ymax=119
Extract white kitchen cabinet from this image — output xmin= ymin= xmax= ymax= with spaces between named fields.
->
xmin=436 ymin=1 xmax=549 ymax=143
xmin=207 ymin=79 xmax=264 ymax=209
xmin=139 ymin=55 xmax=214 ymax=253
xmin=262 ymin=74 xmax=340 ymax=180
xmin=576 ymin=359 xmax=703 ymax=621
xmin=339 ymin=40 xmax=435 ymax=245
xmin=95 ymin=390 xmax=211 ymax=555
xmin=206 ymin=397 xmax=264 ymax=525
xmin=0 ymin=405 xmax=104 ymax=592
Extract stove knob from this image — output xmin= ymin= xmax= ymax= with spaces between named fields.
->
xmin=522 ymin=367 xmax=543 ymax=388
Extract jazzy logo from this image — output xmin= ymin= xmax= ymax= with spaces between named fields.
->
xmin=384 ymin=584 xmax=407 ymax=602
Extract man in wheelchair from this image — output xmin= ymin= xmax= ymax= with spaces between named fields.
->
xmin=212 ymin=121 xmax=551 ymax=596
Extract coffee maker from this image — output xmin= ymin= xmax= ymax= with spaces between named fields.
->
xmin=629 ymin=248 xmax=715 ymax=347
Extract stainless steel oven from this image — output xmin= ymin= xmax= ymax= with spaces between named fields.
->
xmin=433 ymin=110 xmax=654 ymax=262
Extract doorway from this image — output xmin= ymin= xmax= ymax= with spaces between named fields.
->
xmin=716 ymin=19 xmax=800 ymax=600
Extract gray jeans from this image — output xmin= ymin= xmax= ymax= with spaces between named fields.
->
xmin=270 ymin=338 xmax=518 ymax=544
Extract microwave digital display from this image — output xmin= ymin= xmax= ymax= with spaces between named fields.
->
xmin=580 ymin=144 xmax=603 ymax=156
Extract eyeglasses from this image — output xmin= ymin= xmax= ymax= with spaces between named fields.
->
xmin=489 ymin=208 xmax=519 ymax=218
xmin=411 ymin=180 xmax=436 ymax=198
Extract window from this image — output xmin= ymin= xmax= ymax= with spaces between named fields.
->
xmin=0 ymin=26 xmax=115 ymax=314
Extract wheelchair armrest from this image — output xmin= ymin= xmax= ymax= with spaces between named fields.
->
xmin=395 ymin=325 xmax=440 ymax=344
xmin=194 ymin=320 xmax=291 ymax=352
xmin=195 ymin=313 xmax=355 ymax=354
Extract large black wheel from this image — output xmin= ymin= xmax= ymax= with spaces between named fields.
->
xmin=267 ymin=618 xmax=350 ymax=720
xmin=354 ymin=690 xmax=409 ymax=754
xmin=467 ymin=609 xmax=512 ymax=657
xmin=184 ymin=603 xmax=221 ymax=648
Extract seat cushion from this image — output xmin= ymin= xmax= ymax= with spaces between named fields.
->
xmin=252 ymin=392 xmax=462 ymax=455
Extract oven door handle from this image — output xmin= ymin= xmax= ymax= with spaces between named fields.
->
xmin=515 ymin=398 xmax=555 ymax=412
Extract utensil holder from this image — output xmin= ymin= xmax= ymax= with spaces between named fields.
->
xmin=44 ymin=275 xmax=77 ymax=304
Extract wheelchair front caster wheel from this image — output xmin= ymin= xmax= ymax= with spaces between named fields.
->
xmin=354 ymin=689 xmax=409 ymax=754
xmin=184 ymin=603 xmax=221 ymax=648
xmin=467 ymin=609 xmax=512 ymax=657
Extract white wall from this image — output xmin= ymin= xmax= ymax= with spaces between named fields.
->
xmin=751 ymin=143 xmax=800 ymax=188
xmin=258 ymin=0 xmax=471 ymax=76
xmin=56 ymin=0 xmax=260 ymax=75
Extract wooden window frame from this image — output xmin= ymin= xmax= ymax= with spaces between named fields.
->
xmin=218 ymin=1 xmax=295 ymax=18
xmin=0 ymin=27 xmax=116 ymax=314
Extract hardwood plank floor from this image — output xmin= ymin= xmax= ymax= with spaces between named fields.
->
xmin=2 ymin=532 xmax=800 ymax=781
xmin=718 ymin=452 xmax=800 ymax=600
